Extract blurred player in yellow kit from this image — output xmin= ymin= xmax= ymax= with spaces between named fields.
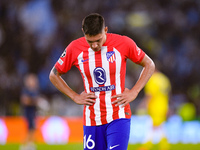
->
xmin=145 ymin=69 xmax=171 ymax=128
xmin=138 ymin=65 xmax=171 ymax=150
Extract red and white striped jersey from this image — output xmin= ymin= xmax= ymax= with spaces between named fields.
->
xmin=55 ymin=33 xmax=145 ymax=126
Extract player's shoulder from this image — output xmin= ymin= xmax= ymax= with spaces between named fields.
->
xmin=70 ymin=37 xmax=88 ymax=46
xmin=66 ymin=37 xmax=89 ymax=55
xmin=107 ymin=33 xmax=135 ymax=44
xmin=107 ymin=33 xmax=124 ymax=40
xmin=156 ymin=72 xmax=171 ymax=84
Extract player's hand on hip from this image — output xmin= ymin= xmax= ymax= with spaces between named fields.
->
xmin=111 ymin=88 xmax=138 ymax=107
xmin=73 ymin=91 xmax=97 ymax=106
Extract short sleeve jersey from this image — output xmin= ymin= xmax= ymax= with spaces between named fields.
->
xmin=55 ymin=33 xmax=145 ymax=126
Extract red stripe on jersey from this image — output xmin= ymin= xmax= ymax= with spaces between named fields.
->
xmin=95 ymin=51 xmax=107 ymax=125
xmin=83 ymin=50 xmax=96 ymax=126
xmin=125 ymin=105 xmax=131 ymax=118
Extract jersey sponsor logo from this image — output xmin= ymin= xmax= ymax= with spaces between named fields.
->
xmin=110 ymin=144 xmax=120 ymax=149
xmin=106 ymin=51 xmax=116 ymax=63
xmin=92 ymin=67 xmax=116 ymax=92
xmin=90 ymin=85 xmax=115 ymax=92
xmin=93 ymin=67 xmax=106 ymax=85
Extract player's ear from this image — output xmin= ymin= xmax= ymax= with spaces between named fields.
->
xmin=82 ymin=28 xmax=85 ymax=35
xmin=104 ymin=26 xmax=108 ymax=33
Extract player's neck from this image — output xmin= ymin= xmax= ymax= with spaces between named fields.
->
xmin=103 ymin=34 xmax=107 ymax=45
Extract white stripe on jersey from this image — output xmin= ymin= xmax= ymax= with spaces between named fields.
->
xmin=77 ymin=52 xmax=91 ymax=126
xmin=101 ymin=46 xmax=113 ymax=123
xmin=78 ymin=52 xmax=89 ymax=92
xmin=114 ymin=48 xmax=125 ymax=118
xmin=89 ymin=48 xmax=102 ymax=125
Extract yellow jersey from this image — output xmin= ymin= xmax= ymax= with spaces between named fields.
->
xmin=144 ymin=71 xmax=171 ymax=126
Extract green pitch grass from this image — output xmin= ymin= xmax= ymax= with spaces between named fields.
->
xmin=0 ymin=143 xmax=200 ymax=150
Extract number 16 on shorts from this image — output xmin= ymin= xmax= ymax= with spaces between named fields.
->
xmin=84 ymin=135 xmax=95 ymax=149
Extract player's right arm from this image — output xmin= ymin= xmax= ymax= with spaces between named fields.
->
xmin=49 ymin=66 xmax=96 ymax=106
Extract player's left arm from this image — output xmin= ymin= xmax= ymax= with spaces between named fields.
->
xmin=112 ymin=54 xmax=155 ymax=107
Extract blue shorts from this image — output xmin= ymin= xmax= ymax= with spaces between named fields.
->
xmin=83 ymin=118 xmax=130 ymax=150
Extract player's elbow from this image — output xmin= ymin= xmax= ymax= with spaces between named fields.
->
xmin=49 ymin=69 xmax=56 ymax=83
xmin=150 ymin=59 xmax=155 ymax=73
xmin=142 ymin=54 xmax=155 ymax=74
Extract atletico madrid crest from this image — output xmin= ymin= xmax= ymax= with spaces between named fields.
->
xmin=106 ymin=51 xmax=116 ymax=63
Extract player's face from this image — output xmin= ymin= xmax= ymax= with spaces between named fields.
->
xmin=85 ymin=27 xmax=108 ymax=52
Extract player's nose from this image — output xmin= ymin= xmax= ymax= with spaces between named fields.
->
xmin=91 ymin=42 xmax=98 ymax=48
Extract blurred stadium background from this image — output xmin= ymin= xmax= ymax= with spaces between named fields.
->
xmin=0 ymin=0 xmax=200 ymax=150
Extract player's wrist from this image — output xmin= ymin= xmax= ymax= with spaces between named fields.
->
xmin=130 ymin=87 xmax=140 ymax=95
xmin=70 ymin=92 xmax=80 ymax=103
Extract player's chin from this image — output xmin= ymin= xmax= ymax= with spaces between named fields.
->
xmin=92 ymin=48 xmax=101 ymax=51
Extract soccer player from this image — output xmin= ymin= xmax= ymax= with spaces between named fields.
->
xmin=144 ymin=67 xmax=171 ymax=129
xmin=20 ymin=74 xmax=39 ymax=150
xmin=142 ymin=67 xmax=171 ymax=150
xmin=49 ymin=13 xmax=155 ymax=150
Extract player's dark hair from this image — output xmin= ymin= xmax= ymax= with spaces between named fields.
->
xmin=82 ymin=13 xmax=105 ymax=36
